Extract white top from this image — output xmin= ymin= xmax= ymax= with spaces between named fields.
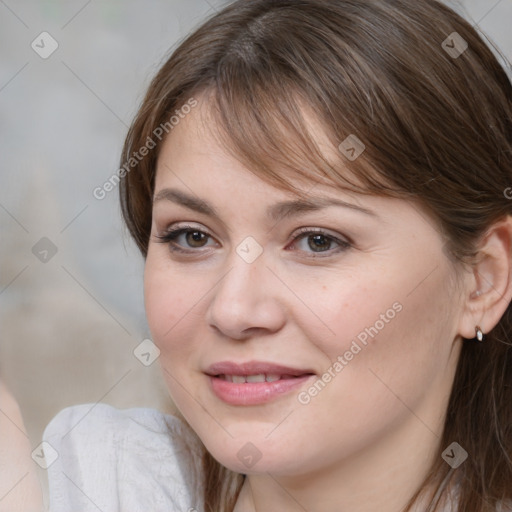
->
xmin=43 ymin=403 xmax=205 ymax=512
xmin=43 ymin=404 xmax=512 ymax=512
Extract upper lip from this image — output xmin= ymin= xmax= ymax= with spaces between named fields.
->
xmin=205 ymin=361 xmax=316 ymax=377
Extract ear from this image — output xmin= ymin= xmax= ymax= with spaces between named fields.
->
xmin=458 ymin=215 xmax=512 ymax=340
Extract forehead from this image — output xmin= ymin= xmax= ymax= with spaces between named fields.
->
xmin=154 ymin=90 xmax=365 ymax=197
xmin=150 ymin=98 xmax=442 ymax=243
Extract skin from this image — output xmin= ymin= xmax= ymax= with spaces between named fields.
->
xmin=0 ymin=380 xmax=43 ymax=512
xmin=144 ymin=93 xmax=512 ymax=512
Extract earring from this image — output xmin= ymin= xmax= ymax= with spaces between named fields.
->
xmin=474 ymin=290 xmax=482 ymax=297
xmin=475 ymin=325 xmax=484 ymax=342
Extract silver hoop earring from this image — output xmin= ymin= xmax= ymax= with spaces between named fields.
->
xmin=475 ymin=325 xmax=484 ymax=342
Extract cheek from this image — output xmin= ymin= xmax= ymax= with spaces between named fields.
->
xmin=144 ymin=258 xmax=190 ymax=353
xmin=311 ymin=275 xmax=401 ymax=357
xmin=276 ymin=271 xmax=456 ymax=466
xmin=310 ymin=262 xmax=455 ymax=410
xmin=143 ymin=254 xmax=216 ymax=383
xmin=144 ymin=275 xmax=171 ymax=345
xmin=144 ymin=261 xmax=201 ymax=407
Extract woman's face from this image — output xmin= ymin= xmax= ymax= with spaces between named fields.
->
xmin=144 ymin=95 xmax=466 ymax=477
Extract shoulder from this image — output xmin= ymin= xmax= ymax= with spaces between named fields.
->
xmin=43 ymin=403 xmax=205 ymax=512
xmin=43 ymin=402 xmax=203 ymax=459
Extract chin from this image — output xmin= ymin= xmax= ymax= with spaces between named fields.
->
xmin=198 ymin=432 xmax=302 ymax=476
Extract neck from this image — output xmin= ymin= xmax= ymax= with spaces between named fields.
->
xmin=233 ymin=408 xmax=450 ymax=512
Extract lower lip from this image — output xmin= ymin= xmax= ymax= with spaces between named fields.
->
xmin=208 ymin=375 xmax=314 ymax=405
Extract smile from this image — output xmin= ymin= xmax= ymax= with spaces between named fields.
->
xmin=208 ymin=373 xmax=315 ymax=405
xmin=217 ymin=373 xmax=301 ymax=383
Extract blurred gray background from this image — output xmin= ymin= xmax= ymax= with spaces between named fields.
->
xmin=0 ymin=0 xmax=511 ymax=506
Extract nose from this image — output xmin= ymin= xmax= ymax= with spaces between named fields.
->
xmin=205 ymin=249 xmax=287 ymax=341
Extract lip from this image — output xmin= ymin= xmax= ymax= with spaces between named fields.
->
xmin=205 ymin=360 xmax=316 ymax=406
xmin=205 ymin=360 xmax=315 ymax=377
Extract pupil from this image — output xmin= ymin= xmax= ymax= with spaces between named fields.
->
xmin=309 ymin=234 xmax=329 ymax=251
xmin=183 ymin=232 xmax=331 ymax=251
xmin=187 ymin=231 xmax=205 ymax=247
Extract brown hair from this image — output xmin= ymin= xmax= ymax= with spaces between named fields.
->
xmin=118 ymin=0 xmax=512 ymax=510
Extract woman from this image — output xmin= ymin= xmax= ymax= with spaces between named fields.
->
xmin=27 ymin=0 xmax=512 ymax=510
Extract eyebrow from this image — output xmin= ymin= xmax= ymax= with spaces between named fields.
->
xmin=152 ymin=187 xmax=378 ymax=222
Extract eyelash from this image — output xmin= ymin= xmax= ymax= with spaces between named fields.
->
xmin=154 ymin=224 xmax=351 ymax=258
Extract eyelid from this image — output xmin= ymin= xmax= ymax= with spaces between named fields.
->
xmin=154 ymin=223 xmax=217 ymax=248
xmin=292 ymin=226 xmax=352 ymax=244
xmin=154 ymin=222 xmax=352 ymax=257
xmin=155 ymin=222 xmax=349 ymax=242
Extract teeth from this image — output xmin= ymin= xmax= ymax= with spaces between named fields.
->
xmin=218 ymin=373 xmax=293 ymax=383
xmin=246 ymin=374 xmax=266 ymax=383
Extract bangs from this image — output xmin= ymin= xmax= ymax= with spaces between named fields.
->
xmin=121 ymin=0 xmax=512 ymax=264
xmin=189 ymin=69 xmax=405 ymax=202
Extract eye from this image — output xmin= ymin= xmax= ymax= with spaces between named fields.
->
xmin=153 ymin=224 xmax=351 ymax=257
xmin=288 ymin=227 xmax=351 ymax=257
xmin=154 ymin=224 xmax=215 ymax=253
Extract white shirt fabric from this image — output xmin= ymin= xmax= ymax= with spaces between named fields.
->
xmin=43 ymin=403 xmax=205 ymax=512
xmin=43 ymin=403 xmax=512 ymax=512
